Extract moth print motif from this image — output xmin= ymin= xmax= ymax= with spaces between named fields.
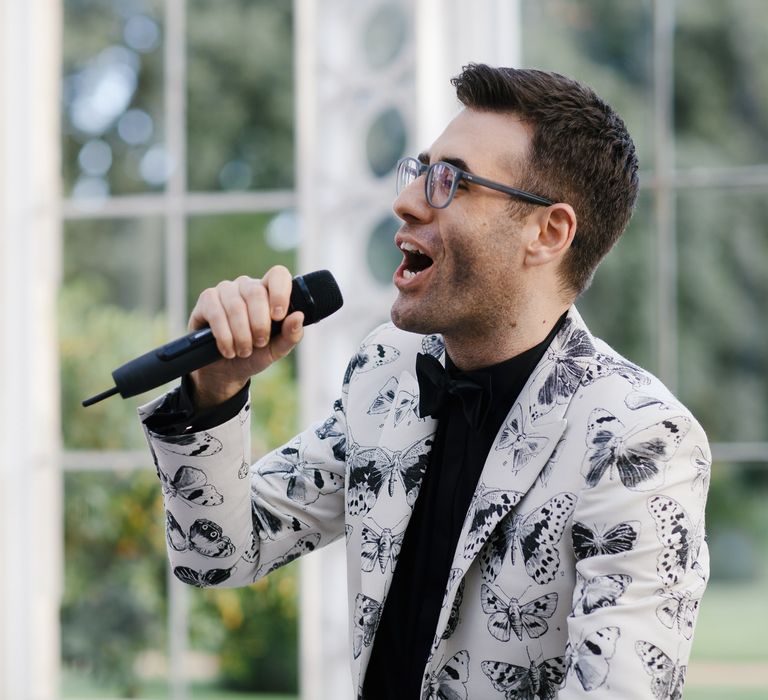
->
xmin=582 ymin=409 xmax=691 ymax=491
xmin=173 ymin=564 xmax=232 ymax=588
xmin=345 ymin=523 xmax=353 ymax=543
xmin=166 ymin=511 xmax=235 ymax=557
xmin=442 ymin=567 xmax=463 ymax=608
xmin=256 ymin=533 xmax=321 ymax=578
xmin=360 ymin=518 xmax=406 ymax=573
xmin=495 ymin=403 xmax=549 ymax=473
xmin=582 ymin=352 xmax=651 ymax=388
xmin=257 ymin=439 xmax=344 ymax=506
xmin=393 ymin=389 xmax=421 ymax=426
xmin=238 ymin=461 xmax=249 ymax=479
xmin=251 ymin=492 xmax=308 ymax=540
xmin=314 ymin=414 xmax=347 ymax=462
xmin=159 ymin=466 xmax=224 ymax=506
xmin=690 ymin=445 xmax=711 ymax=496
xmin=481 ymin=653 xmax=565 ymax=700
xmin=573 ymin=571 xmax=631 ymax=615
xmin=531 ymin=317 xmax=594 ymax=418
xmin=153 ymin=431 xmax=223 ymax=457
xmin=571 ymin=519 xmax=640 ymax=561
xmin=648 ymin=495 xmax=704 ymax=586
xmin=635 ymin=641 xmax=687 ymax=700
xmin=421 ymin=333 xmax=445 ymax=359
xmin=426 ymin=650 xmax=470 ymax=700
xmin=480 ymin=584 xmax=558 ymax=642
xmin=241 ymin=532 xmax=260 ymax=565
xmin=441 ymin=578 xmax=465 ymax=640
xmin=352 ymin=593 xmax=382 ymax=659
xmin=625 ymin=392 xmax=674 ymax=412
xmin=655 ymin=588 xmax=700 ymax=640
xmin=566 ymin=626 xmax=620 ymax=692
xmin=343 ymin=343 xmax=400 ymax=386
xmin=367 ymin=377 xmax=398 ymax=415
xmin=462 ymin=484 xmax=524 ymax=560
xmin=346 ymin=435 xmax=433 ymax=517
xmin=481 ymin=492 xmax=577 ymax=585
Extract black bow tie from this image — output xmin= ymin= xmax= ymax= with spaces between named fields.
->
xmin=415 ymin=352 xmax=492 ymax=429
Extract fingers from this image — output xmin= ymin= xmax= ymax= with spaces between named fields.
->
xmin=187 ymin=266 xmax=299 ymax=360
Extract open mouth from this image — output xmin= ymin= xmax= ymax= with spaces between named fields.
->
xmin=399 ymin=241 xmax=434 ymax=279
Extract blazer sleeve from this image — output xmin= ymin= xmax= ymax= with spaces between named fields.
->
xmin=139 ymin=387 xmax=349 ymax=589
xmin=557 ymin=408 xmax=710 ymax=699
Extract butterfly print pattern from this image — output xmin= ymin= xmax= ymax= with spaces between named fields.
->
xmin=655 ymin=588 xmax=701 ymax=640
xmin=635 ymin=640 xmax=687 ymax=700
xmin=572 ymin=519 xmax=640 ymax=561
xmin=481 ymin=492 xmax=577 ymax=585
xmin=480 ymin=584 xmax=558 ymax=642
xmin=425 ymin=650 xmax=470 ymax=700
xmin=238 ymin=460 xmax=249 ymax=479
xmin=532 ymin=317 xmax=594 ymax=415
xmin=441 ymin=578 xmax=465 ymax=640
xmin=566 ymin=626 xmax=620 ymax=691
xmin=582 ymin=353 xmax=651 ymax=388
xmin=258 ymin=439 xmax=344 ymax=506
xmin=346 ymin=435 xmax=433 ymax=517
xmin=421 ymin=333 xmax=445 ymax=359
xmin=573 ymin=572 xmax=631 ymax=616
xmin=159 ymin=466 xmax=224 ymax=506
xmin=256 ymin=533 xmax=321 ymax=578
xmin=367 ymin=378 xmax=398 ymax=416
xmin=251 ymin=494 xmax=308 ymax=540
xmin=462 ymin=485 xmax=524 ymax=560
xmin=582 ymin=409 xmax=691 ymax=491
xmin=173 ymin=565 xmax=233 ymax=588
xmin=648 ymin=495 xmax=703 ymax=586
xmin=314 ymin=414 xmax=347 ymax=462
xmin=690 ymin=445 xmax=711 ymax=496
xmin=166 ymin=511 xmax=235 ymax=557
xmin=482 ymin=653 xmax=565 ymax=700
xmin=154 ymin=431 xmax=223 ymax=457
xmin=625 ymin=392 xmax=675 ymax=412
xmin=360 ymin=519 xmax=405 ymax=573
xmin=343 ymin=343 xmax=400 ymax=386
xmin=352 ymin=593 xmax=382 ymax=659
xmin=495 ymin=403 xmax=549 ymax=473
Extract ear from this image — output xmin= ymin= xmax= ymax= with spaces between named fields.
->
xmin=523 ymin=203 xmax=577 ymax=268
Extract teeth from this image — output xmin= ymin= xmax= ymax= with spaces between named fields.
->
xmin=400 ymin=241 xmax=425 ymax=255
xmin=403 ymin=269 xmax=422 ymax=279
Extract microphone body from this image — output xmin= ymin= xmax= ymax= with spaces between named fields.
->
xmin=83 ymin=270 xmax=343 ymax=406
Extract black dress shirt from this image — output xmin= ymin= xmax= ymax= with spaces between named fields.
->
xmin=362 ymin=316 xmax=565 ymax=699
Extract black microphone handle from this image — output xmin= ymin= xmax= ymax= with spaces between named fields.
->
xmin=82 ymin=270 xmax=342 ymax=406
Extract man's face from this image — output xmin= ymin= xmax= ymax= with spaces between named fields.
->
xmin=390 ymin=108 xmax=536 ymax=341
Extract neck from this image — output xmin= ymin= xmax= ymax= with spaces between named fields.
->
xmin=444 ymin=302 xmax=570 ymax=371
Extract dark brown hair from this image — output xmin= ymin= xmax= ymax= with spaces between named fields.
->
xmin=451 ymin=63 xmax=639 ymax=296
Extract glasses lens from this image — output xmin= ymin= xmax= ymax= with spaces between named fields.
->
xmin=427 ymin=163 xmax=455 ymax=208
xmin=396 ymin=158 xmax=420 ymax=195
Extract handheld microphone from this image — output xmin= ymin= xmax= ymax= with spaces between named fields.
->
xmin=82 ymin=270 xmax=343 ymax=407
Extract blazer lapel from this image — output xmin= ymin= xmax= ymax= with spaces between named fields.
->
xmin=433 ymin=307 xmax=597 ymax=641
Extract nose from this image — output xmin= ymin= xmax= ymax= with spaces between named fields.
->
xmin=393 ymin=173 xmax=434 ymax=225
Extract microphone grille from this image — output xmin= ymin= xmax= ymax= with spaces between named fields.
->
xmin=297 ymin=269 xmax=344 ymax=325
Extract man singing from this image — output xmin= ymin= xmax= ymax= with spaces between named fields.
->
xmin=141 ymin=64 xmax=709 ymax=699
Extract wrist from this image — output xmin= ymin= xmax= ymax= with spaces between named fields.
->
xmin=189 ymin=371 xmax=247 ymax=411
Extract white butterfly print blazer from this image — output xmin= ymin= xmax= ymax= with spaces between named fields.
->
xmin=141 ymin=307 xmax=710 ymax=699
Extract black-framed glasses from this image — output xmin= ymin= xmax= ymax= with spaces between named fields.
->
xmin=395 ymin=156 xmax=555 ymax=209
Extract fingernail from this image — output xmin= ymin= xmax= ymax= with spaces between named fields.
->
xmin=272 ymin=305 xmax=284 ymax=318
xmin=255 ymin=336 xmax=267 ymax=347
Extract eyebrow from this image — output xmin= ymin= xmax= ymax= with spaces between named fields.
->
xmin=417 ymin=151 xmax=473 ymax=173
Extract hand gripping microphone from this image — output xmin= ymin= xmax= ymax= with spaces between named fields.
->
xmin=82 ymin=270 xmax=343 ymax=407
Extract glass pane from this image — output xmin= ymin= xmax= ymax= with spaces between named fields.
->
xmin=61 ymin=218 xmax=168 ymax=449
xmin=520 ymin=0 xmax=654 ymax=168
xmin=687 ymin=462 xmax=768 ymax=698
xmin=186 ymin=0 xmax=294 ymax=191
xmin=675 ymin=0 xmax=768 ymax=169
xmin=62 ymin=0 xmax=166 ymax=198
xmin=62 ymin=469 xmax=169 ymax=699
xmin=677 ymin=190 xmax=768 ymax=443
xmin=577 ymin=191 xmax=655 ymax=372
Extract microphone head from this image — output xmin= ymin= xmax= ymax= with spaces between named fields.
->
xmin=294 ymin=269 xmax=343 ymax=325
